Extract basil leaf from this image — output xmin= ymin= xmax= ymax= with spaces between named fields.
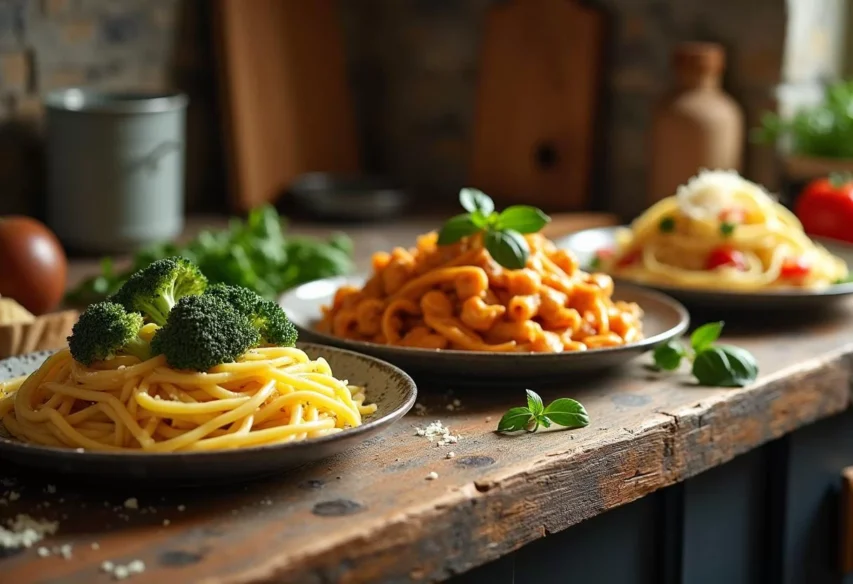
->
xmin=437 ymin=214 xmax=482 ymax=245
xmin=525 ymin=389 xmax=544 ymax=416
xmin=720 ymin=222 xmax=736 ymax=237
xmin=538 ymin=415 xmax=552 ymax=429
xmin=691 ymin=345 xmax=758 ymax=387
xmin=484 ymin=229 xmax=529 ymax=269
xmin=459 ymin=188 xmax=495 ymax=216
xmin=496 ymin=205 xmax=551 ymax=234
xmin=652 ymin=340 xmax=686 ymax=371
xmin=497 ymin=407 xmax=534 ymax=432
xmin=543 ymin=398 xmax=590 ymax=428
xmin=470 ymin=210 xmax=490 ymax=229
xmin=690 ymin=321 xmax=724 ymax=352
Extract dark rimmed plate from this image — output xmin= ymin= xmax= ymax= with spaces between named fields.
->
xmin=555 ymin=226 xmax=853 ymax=310
xmin=279 ymin=276 xmax=689 ymax=381
xmin=0 ymin=343 xmax=416 ymax=483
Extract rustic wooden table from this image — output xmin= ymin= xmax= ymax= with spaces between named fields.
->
xmin=3 ymin=216 xmax=853 ymax=584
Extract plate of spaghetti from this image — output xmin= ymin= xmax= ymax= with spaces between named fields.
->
xmin=556 ymin=170 xmax=853 ymax=309
xmin=0 ymin=258 xmax=416 ymax=482
xmin=280 ymin=189 xmax=689 ymax=380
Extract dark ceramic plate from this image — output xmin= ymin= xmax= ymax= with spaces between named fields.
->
xmin=0 ymin=343 xmax=416 ymax=483
xmin=555 ymin=226 xmax=853 ymax=310
xmin=279 ymin=276 xmax=689 ymax=381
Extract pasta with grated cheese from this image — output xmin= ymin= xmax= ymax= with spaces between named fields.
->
xmin=595 ymin=170 xmax=848 ymax=291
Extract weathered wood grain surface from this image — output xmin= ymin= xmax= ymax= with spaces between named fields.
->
xmin=3 ymin=218 xmax=853 ymax=584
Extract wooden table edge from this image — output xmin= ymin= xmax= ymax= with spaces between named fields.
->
xmin=201 ymin=346 xmax=853 ymax=584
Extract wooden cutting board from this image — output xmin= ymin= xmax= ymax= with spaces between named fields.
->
xmin=469 ymin=0 xmax=605 ymax=211
xmin=213 ymin=0 xmax=359 ymax=212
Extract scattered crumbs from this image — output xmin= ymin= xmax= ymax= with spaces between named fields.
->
xmin=91 ymin=542 xmax=100 ymax=550
xmin=162 ymin=519 xmax=170 ymax=527
xmin=147 ymin=507 xmax=157 ymax=514
xmin=123 ymin=498 xmax=138 ymax=510
xmin=485 ymin=417 xmax=492 ymax=423
xmin=394 ymin=458 xmax=400 ymax=462
xmin=8 ymin=491 xmax=20 ymax=501
xmin=446 ymin=451 xmax=456 ymax=460
xmin=75 ymin=448 xmax=85 ymax=453
xmin=445 ymin=404 xmax=455 ymax=411
xmin=426 ymin=471 xmax=439 ymax=481
xmin=414 ymin=421 xmax=459 ymax=447
xmin=336 ymin=476 xmax=341 ymax=480
xmin=570 ymin=435 xmax=575 ymax=440
xmin=0 ymin=515 xmax=59 ymax=549
xmin=117 ymin=365 xmax=126 ymax=371
xmin=177 ymin=505 xmax=186 ymax=512
xmin=102 ymin=559 xmax=146 ymax=580
xmin=46 ymin=485 xmax=56 ymax=494
xmin=452 ymin=399 xmax=461 ymax=407
xmin=58 ymin=543 xmax=73 ymax=559
xmin=413 ymin=403 xmax=428 ymax=416
xmin=37 ymin=546 xmax=50 ymax=557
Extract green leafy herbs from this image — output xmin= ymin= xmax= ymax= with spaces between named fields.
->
xmin=659 ymin=216 xmax=676 ymax=233
xmin=752 ymin=79 xmax=853 ymax=158
xmin=497 ymin=389 xmax=590 ymax=433
xmin=437 ymin=188 xmax=551 ymax=270
xmin=720 ymin=221 xmax=736 ymax=237
xmin=65 ymin=205 xmax=354 ymax=307
xmin=651 ymin=321 xmax=759 ymax=387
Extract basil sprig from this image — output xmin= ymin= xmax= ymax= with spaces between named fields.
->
xmin=652 ymin=321 xmax=759 ymax=387
xmin=497 ymin=389 xmax=589 ymax=433
xmin=437 ymin=188 xmax=551 ymax=269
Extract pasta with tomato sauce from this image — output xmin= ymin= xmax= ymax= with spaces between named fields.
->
xmin=593 ymin=170 xmax=848 ymax=291
xmin=318 ymin=232 xmax=644 ymax=353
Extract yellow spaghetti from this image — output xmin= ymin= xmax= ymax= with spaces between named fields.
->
xmin=598 ymin=170 xmax=848 ymax=291
xmin=0 ymin=346 xmax=376 ymax=452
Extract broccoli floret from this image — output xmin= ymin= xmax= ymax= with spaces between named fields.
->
xmin=68 ymin=302 xmax=152 ymax=365
xmin=205 ymin=283 xmax=298 ymax=346
xmin=151 ymin=294 xmax=260 ymax=372
xmin=112 ymin=257 xmax=207 ymax=326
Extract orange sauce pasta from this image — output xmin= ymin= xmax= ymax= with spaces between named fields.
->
xmin=318 ymin=232 xmax=644 ymax=352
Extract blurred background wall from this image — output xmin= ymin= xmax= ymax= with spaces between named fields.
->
xmin=0 ymin=0 xmax=848 ymax=219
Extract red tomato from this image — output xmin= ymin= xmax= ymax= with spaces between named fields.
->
xmin=705 ymin=246 xmax=747 ymax=271
xmin=616 ymin=249 xmax=641 ymax=268
xmin=795 ymin=175 xmax=853 ymax=243
xmin=780 ymin=257 xmax=811 ymax=280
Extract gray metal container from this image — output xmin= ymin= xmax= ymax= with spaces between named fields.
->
xmin=45 ymin=89 xmax=189 ymax=253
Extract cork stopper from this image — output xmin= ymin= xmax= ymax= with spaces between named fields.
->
xmin=672 ymin=42 xmax=725 ymax=74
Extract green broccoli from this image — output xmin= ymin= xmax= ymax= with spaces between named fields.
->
xmin=68 ymin=302 xmax=152 ymax=365
xmin=112 ymin=257 xmax=207 ymax=326
xmin=205 ymin=283 xmax=298 ymax=346
xmin=151 ymin=294 xmax=260 ymax=372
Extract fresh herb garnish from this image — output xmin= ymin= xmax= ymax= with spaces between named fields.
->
xmin=659 ymin=216 xmax=676 ymax=233
xmin=438 ymin=188 xmax=551 ymax=270
xmin=652 ymin=321 xmax=759 ymax=387
xmin=720 ymin=221 xmax=736 ymax=237
xmin=497 ymin=389 xmax=589 ymax=433
xmin=753 ymin=80 xmax=853 ymax=158
xmin=65 ymin=205 xmax=354 ymax=307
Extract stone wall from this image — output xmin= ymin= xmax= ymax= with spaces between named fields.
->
xmin=0 ymin=0 xmax=848 ymax=220
xmin=0 ymin=0 xmax=224 ymax=216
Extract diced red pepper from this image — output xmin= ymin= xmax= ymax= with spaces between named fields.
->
xmin=705 ymin=246 xmax=747 ymax=271
xmin=780 ymin=257 xmax=811 ymax=280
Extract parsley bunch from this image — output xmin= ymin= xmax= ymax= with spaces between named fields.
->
xmin=437 ymin=188 xmax=550 ymax=269
xmin=497 ymin=390 xmax=589 ymax=433
xmin=653 ymin=321 xmax=759 ymax=387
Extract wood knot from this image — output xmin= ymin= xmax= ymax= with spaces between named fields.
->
xmin=312 ymin=499 xmax=365 ymax=517
xmin=456 ymin=455 xmax=495 ymax=468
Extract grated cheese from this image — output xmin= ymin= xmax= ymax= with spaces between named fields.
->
xmin=0 ymin=515 xmax=58 ymax=549
xmin=414 ymin=421 xmax=459 ymax=447
xmin=123 ymin=498 xmax=138 ymax=510
xmin=426 ymin=471 xmax=439 ymax=480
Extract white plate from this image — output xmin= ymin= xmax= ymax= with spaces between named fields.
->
xmin=554 ymin=226 xmax=853 ymax=309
